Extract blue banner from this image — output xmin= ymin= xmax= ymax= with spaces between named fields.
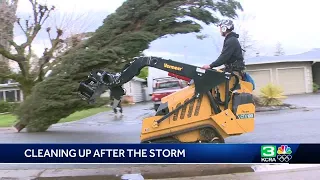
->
xmin=0 ymin=144 xmax=316 ymax=163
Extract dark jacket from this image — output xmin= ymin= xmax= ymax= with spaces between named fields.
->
xmin=210 ymin=32 xmax=245 ymax=71
xmin=110 ymin=86 xmax=125 ymax=100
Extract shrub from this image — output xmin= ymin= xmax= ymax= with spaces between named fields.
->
xmin=313 ymin=83 xmax=320 ymax=93
xmin=259 ymin=83 xmax=287 ymax=106
xmin=0 ymin=101 xmax=21 ymax=114
xmin=0 ymin=101 xmax=10 ymax=113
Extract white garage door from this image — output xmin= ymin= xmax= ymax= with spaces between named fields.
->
xmin=246 ymin=70 xmax=272 ymax=95
xmin=277 ymin=68 xmax=306 ymax=95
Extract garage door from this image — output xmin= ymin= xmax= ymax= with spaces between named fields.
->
xmin=277 ymin=68 xmax=306 ymax=95
xmin=246 ymin=70 xmax=272 ymax=95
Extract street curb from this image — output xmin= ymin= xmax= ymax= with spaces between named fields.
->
xmin=256 ymin=105 xmax=299 ymax=112
xmin=0 ymin=165 xmax=254 ymax=179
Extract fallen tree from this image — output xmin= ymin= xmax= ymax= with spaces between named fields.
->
xmin=15 ymin=0 xmax=243 ymax=132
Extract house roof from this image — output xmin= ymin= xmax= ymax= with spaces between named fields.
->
xmin=246 ymin=48 xmax=320 ymax=65
xmin=0 ymin=83 xmax=19 ymax=89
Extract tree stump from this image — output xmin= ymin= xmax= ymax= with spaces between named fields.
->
xmin=13 ymin=121 xmax=26 ymax=132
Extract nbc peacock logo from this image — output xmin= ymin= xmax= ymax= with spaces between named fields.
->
xmin=276 ymin=145 xmax=292 ymax=162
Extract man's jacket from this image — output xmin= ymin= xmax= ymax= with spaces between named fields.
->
xmin=210 ymin=32 xmax=245 ymax=71
xmin=110 ymin=86 xmax=125 ymax=100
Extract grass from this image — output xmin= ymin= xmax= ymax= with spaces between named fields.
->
xmin=0 ymin=114 xmax=17 ymax=127
xmin=59 ymin=107 xmax=110 ymax=123
xmin=0 ymin=107 xmax=110 ymax=127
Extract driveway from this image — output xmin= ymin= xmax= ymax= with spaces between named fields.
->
xmin=284 ymin=93 xmax=320 ymax=108
xmin=0 ymin=101 xmax=320 ymax=170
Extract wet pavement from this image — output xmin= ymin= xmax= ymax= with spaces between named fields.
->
xmin=284 ymin=93 xmax=320 ymax=108
xmin=0 ymin=102 xmax=319 ymax=170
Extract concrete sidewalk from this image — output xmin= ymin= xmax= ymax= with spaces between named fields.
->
xmin=0 ymin=164 xmax=253 ymax=179
xmin=2 ymin=164 xmax=320 ymax=180
xmin=163 ymin=166 xmax=320 ymax=180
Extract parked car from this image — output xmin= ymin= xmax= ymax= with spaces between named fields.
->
xmin=151 ymin=77 xmax=187 ymax=111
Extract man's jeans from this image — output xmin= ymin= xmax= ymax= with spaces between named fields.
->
xmin=112 ymin=99 xmax=123 ymax=113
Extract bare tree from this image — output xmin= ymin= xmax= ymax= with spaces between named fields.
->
xmin=38 ymin=9 xmax=100 ymax=77
xmin=274 ymin=42 xmax=285 ymax=56
xmin=0 ymin=0 xmax=64 ymax=98
xmin=234 ymin=13 xmax=256 ymax=58
xmin=197 ymin=12 xmax=257 ymax=59
xmin=0 ymin=0 xmax=17 ymax=83
xmin=0 ymin=0 xmax=100 ymax=98
xmin=48 ymin=9 xmax=100 ymax=40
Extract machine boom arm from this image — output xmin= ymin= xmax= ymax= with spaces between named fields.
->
xmin=112 ymin=56 xmax=200 ymax=86
xmin=78 ymin=56 xmax=228 ymax=103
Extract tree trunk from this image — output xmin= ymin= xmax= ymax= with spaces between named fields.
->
xmin=13 ymin=81 xmax=34 ymax=132
xmin=21 ymin=85 xmax=32 ymax=101
xmin=13 ymin=121 xmax=26 ymax=132
xmin=18 ymin=79 xmax=34 ymax=100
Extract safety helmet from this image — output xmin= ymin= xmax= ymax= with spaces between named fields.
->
xmin=218 ymin=19 xmax=234 ymax=32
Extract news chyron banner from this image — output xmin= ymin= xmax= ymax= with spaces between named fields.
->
xmin=0 ymin=144 xmax=318 ymax=163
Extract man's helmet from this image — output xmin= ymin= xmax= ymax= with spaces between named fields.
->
xmin=218 ymin=19 xmax=234 ymax=32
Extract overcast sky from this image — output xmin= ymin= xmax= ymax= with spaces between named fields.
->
xmin=13 ymin=0 xmax=320 ymax=66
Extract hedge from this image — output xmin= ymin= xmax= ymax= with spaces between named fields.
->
xmin=0 ymin=101 xmax=21 ymax=114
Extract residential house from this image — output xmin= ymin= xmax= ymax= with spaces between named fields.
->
xmin=245 ymin=48 xmax=320 ymax=95
xmin=0 ymin=82 xmax=23 ymax=102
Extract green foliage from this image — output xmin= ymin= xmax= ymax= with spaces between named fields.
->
xmin=16 ymin=0 xmax=243 ymax=132
xmin=137 ymin=67 xmax=148 ymax=80
xmin=0 ymin=101 xmax=20 ymax=114
xmin=313 ymin=83 xmax=320 ymax=93
xmin=259 ymin=83 xmax=287 ymax=106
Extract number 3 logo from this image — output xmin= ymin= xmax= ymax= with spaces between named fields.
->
xmin=261 ymin=145 xmax=276 ymax=157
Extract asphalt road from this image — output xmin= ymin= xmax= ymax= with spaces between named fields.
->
xmin=0 ymin=101 xmax=320 ymax=170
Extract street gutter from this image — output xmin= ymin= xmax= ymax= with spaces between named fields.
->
xmin=0 ymin=164 xmax=254 ymax=179
xmin=256 ymin=105 xmax=298 ymax=112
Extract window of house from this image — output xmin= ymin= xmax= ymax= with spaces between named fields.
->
xmin=5 ymin=90 xmax=15 ymax=102
xmin=0 ymin=91 xmax=3 ymax=101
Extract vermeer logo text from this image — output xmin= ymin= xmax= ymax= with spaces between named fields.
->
xmin=164 ymin=63 xmax=183 ymax=71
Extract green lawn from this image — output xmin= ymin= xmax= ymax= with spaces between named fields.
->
xmin=0 ymin=114 xmax=17 ymax=127
xmin=0 ymin=107 xmax=110 ymax=127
